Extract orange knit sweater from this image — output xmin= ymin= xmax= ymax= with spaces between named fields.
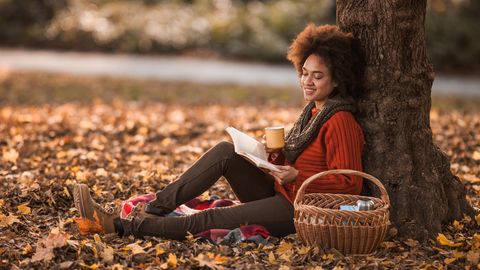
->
xmin=271 ymin=109 xmax=364 ymax=204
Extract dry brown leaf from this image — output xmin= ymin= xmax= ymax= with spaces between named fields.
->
xmin=268 ymin=252 xmax=277 ymax=265
xmin=0 ymin=213 xmax=20 ymax=227
xmin=467 ymin=250 xmax=480 ymax=265
xmin=31 ymin=227 xmax=69 ymax=262
xmin=126 ymin=242 xmax=146 ymax=255
xmin=452 ymin=220 xmax=464 ymax=230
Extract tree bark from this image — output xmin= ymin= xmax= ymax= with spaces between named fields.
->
xmin=336 ymin=0 xmax=474 ymax=239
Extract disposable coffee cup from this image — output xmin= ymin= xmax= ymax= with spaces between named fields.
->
xmin=265 ymin=126 xmax=285 ymax=149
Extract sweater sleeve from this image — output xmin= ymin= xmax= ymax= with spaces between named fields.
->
xmin=305 ymin=112 xmax=364 ymax=194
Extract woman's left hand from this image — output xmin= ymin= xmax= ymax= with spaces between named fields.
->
xmin=269 ymin=165 xmax=298 ymax=185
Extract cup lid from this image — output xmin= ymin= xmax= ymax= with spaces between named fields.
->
xmin=265 ymin=126 xmax=284 ymax=130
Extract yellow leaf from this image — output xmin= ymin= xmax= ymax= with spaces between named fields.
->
xmin=156 ymin=246 xmax=165 ymax=256
xmin=475 ymin=214 xmax=480 ymax=226
xmin=276 ymin=242 xmax=293 ymax=255
xmin=17 ymin=203 xmax=31 ymax=215
xmin=2 ymin=148 xmax=19 ymax=163
xmin=199 ymin=191 xmax=210 ymax=201
xmin=0 ymin=199 xmax=4 ymax=207
xmin=268 ymin=252 xmax=277 ymax=265
xmin=473 ymin=233 xmax=480 ymax=250
xmin=381 ymin=241 xmax=397 ymax=249
xmin=322 ymin=253 xmax=335 ymax=260
xmin=452 ymin=220 xmax=464 ymax=230
xmin=297 ymin=246 xmax=311 ymax=255
xmin=22 ymin=244 xmax=33 ymax=255
xmin=167 ymin=253 xmax=177 ymax=268
xmin=333 ymin=267 xmax=344 ymax=270
xmin=80 ymin=263 xmax=98 ymax=270
xmin=436 ymin=233 xmax=463 ymax=247
xmin=444 ymin=257 xmax=456 ymax=264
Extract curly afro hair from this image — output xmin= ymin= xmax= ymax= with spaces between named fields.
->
xmin=287 ymin=24 xmax=364 ymax=98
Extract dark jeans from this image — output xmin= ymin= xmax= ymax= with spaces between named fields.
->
xmin=122 ymin=141 xmax=295 ymax=240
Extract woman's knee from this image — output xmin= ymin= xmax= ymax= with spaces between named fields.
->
xmin=210 ymin=141 xmax=235 ymax=157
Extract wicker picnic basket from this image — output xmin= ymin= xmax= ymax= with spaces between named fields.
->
xmin=293 ymin=169 xmax=390 ymax=254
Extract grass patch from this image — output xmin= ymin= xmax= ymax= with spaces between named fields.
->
xmin=0 ymin=72 xmax=302 ymax=107
xmin=1 ymin=71 xmax=478 ymax=111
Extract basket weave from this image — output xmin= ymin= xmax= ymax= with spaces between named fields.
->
xmin=293 ymin=169 xmax=390 ymax=254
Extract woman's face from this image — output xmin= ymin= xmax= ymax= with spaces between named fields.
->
xmin=300 ymin=54 xmax=337 ymax=108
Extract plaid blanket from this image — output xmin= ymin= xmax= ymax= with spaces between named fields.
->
xmin=120 ymin=193 xmax=270 ymax=244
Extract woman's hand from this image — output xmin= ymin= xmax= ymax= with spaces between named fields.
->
xmin=269 ymin=165 xmax=298 ymax=185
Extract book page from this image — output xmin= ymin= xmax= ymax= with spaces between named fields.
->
xmin=242 ymin=152 xmax=281 ymax=172
xmin=225 ymin=127 xmax=267 ymax=160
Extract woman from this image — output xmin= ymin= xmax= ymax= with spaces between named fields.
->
xmin=74 ymin=24 xmax=365 ymax=239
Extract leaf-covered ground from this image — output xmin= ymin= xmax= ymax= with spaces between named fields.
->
xmin=0 ymin=101 xmax=479 ymax=269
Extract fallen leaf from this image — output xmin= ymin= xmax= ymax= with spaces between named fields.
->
xmin=462 ymin=174 xmax=480 ymax=183
xmin=444 ymin=257 xmax=456 ymax=264
xmin=75 ymin=171 xmax=87 ymax=181
xmin=472 ymin=150 xmax=480 ymax=161
xmin=95 ymin=168 xmax=108 ymax=177
xmin=74 ymin=216 xmax=103 ymax=235
xmin=452 ymin=220 xmax=464 ymax=230
xmin=156 ymin=246 xmax=166 ymax=256
xmin=17 ymin=203 xmax=31 ymax=214
xmin=31 ymin=227 xmax=69 ymax=262
xmin=2 ymin=148 xmax=18 ymax=163
xmin=0 ymin=213 xmax=20 ymax=227
xmin=80 ymin=263 xmax=98 ymax=270
xmin=22 ymin=244 xmax=33 ymax=255
xmin=467 ymin=251 xmax=480 ymax=265
xmin=276 ymin=242 xmax=293 ymax=255
xmin=381 ymin=241 xmax=397 ymax=249
xmin=475 ymin=214 xmax=480 ymax=226
xmin=268 ymin=252 xmax=277 ymax=265
xmin=126 ymin=242 xmax=146 ymax=255
xmin=0 ymin=199 xmax=4 ymax=207
xmin=167 ymin=253 xmax=177 ymax=268
xmin=437 ymin=233 xmax=463 ymax=247
xmin=404 ymin=238 xmax=419 ymax=247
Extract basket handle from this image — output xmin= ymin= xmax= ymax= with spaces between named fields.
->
xmin=293 ymin=169 xmax=390 ymax=206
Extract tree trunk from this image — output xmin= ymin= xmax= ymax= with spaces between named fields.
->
xmin=336 ymin=0 xmax=474 ymax=239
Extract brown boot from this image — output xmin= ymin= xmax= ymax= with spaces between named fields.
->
xmin=73 ymin=183 xmax=119 ymax=234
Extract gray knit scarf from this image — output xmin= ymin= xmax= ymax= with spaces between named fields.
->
xmin=282 ymin=95 xmax=356 ymax=164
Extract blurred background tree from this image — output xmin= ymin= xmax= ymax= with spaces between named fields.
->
xmin=0 ymin=0 xmax=478 ymax=73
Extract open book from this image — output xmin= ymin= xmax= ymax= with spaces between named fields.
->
xmin=225 ymin=127 xmax=281 ymax=172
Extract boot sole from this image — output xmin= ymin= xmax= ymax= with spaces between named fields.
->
xmin=73 ymin=184 xmax=91 ymax=219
